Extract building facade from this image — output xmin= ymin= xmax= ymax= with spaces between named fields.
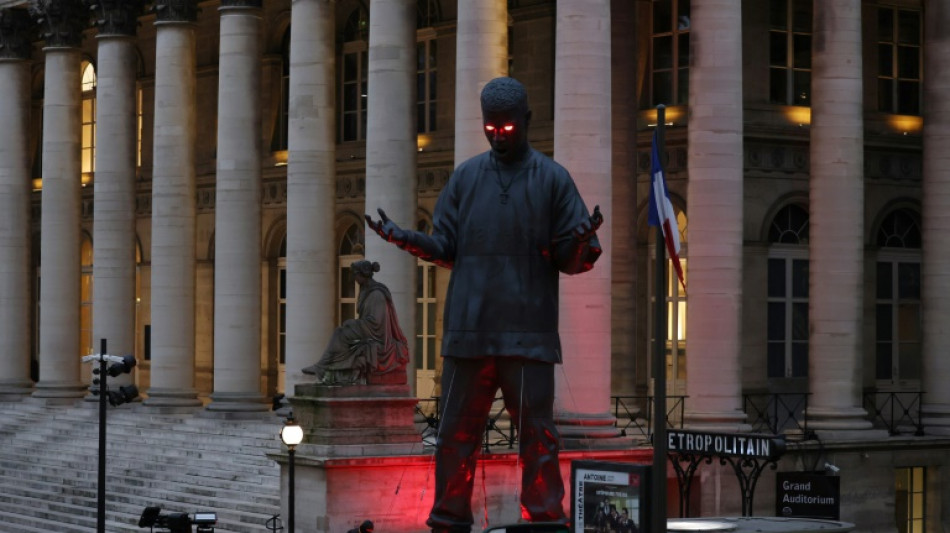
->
xmin=0 ymin=0 xmax=947 ymax=530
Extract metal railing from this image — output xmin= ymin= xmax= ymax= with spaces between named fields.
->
xmin=414 ymin=396 xmax=516 ymax=451
xmin=611 ymin=395 xmax=687 ymax=438
xmin=863 ymin=390 xmax=925 ymax=436
xmin=742 ymin=392 xmax=810 ymax=437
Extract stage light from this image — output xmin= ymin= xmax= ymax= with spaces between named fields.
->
xmin=108 ymin=385 xmax=140 ymax=407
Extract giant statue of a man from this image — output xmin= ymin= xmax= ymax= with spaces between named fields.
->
xmin=366 ymin=76 xmax=603 ymax=533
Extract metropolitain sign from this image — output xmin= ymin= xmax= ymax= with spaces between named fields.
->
xmin=667 ymin=429 xmax=786 ymax=460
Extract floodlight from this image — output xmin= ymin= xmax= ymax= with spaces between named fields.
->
xmin=138 ymin=506 xmax=162 ymax=527
xmin=107 ymin=354 xmax=137 ymax=377
xmin=108 ymin=385 xmax=139 ymax=406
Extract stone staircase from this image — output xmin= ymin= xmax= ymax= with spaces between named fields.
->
xmin=0 ymin=399 xmax=285 ymax=532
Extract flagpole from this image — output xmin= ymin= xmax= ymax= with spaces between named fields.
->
xmin=651 ymin=104 xmax=668 ymax=533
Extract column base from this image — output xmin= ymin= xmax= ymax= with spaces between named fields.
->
xmin=805 ymin=406 xmax=890 ymax=440
xmin=32 ymin=381 xmax=86 ymax=403
xmin=556 ymin=411 xmax=626 ymax=450
xmin=205 ymin=391 xmax=270 ymax=413
xmin=0 ymin=379 xmax=34 ymax=400
xmin=684 ymin=410 xmax=752 ymax=433
xmin=142 ymin=387 xmax=203 ymax=409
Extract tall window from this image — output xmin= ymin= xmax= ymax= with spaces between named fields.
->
xmin=895 ymin=467 xmax=925 ymax=533
xmin=651 ymin=0 xmax=690 ymax=107
xmin=341 ymin=7 xmax=369 ymax=142
xmin=273 ymin=29 xmax=291 ymax=151
xmin=277 ymin=237 xmax=287 ymax=367
xmin=81 ymin=61 xmax=96 ymax=177
xmin=769 ymin=0 xmax=811 ymax=105
xmin=878 ymin=7 xmax=921 ymax=115
xmin=80 ymin=237 xmax=94 ymax=357
xmin=767 ymin=205 xmax=809 ymax=378
xmin=650 ymin=210 xmax=688 ymax=391
xmin=875 ymin=209 xmax=921 ymax=387
xmin=338 ymin=223 xmax=365 ymax=323
xmin=136 ymin=86 xmax=144 ymax=169
xmin=415 ymin=220 xmax=437 ymax=377
xmin=416 ymin=32 xmax=438 ymax=133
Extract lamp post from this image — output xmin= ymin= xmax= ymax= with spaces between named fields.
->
xmin=280 ymin=413 xmax=304 ymax=533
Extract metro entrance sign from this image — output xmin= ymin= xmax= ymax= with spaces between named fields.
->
xmin=666 ymin=430 xmax=787 ymax=517
xmin=667 ymin=430 xmax=786 ymax=460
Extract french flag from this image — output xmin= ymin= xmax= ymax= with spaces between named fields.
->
xmin=647 ymin=130 xmax=686 ymax=293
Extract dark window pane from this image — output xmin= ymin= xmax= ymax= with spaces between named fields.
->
xmin=418 ymin=103 xmax=426 ymax=133
xmin=793 ymin=70 xmax=810 ymax=105
xmin=877 ymin=262 xmax=893 ymax=299
xmin=898 ymin=302 xmax=920 ymax=341
xmin=898 ymin=81 xmax=920 ymax=115
xmin=344 ymin=53 xmax=357 ymax=81
xmin=898 ymin=11 xmax=920 ymax=45
xmin=792 ymin=259 xmax=808 ymax=298
xmin=791 ymin=342 xmax=808 ymax=377
xmin=770 ymin=32 xmax=788 ymax=67
xmin=676 ymin=68 xmax=689 ymax=105
xmin=678 ymin=0 xmax=690 ymax=26
xmin=900 ymin=342 xmax=921 ymax=380
xmin=415 ymin=302 xmax=424 ymax=335
xmin=792 ymin=0 xmax=812 ymax=33
xmin=898 ymin=46 xmax=919 ymax=79
xmin=417 ymin=42 xmax=425 ymax=70
xmin=793 ymin=34 xmax=811 ymax=69
xmin=344 ymin=83 xmax=358 ymax=111
xmin=877 ymin=303 xmax=893 ymax=340
xmin=429 ymin=72 xmax=437 ymax=99
xmin=341 ymin=303 xmax=355 ymax=322
xmin=792 ymin=302 xmax=808 ymax=340
xmin=429 ymin=103 xmax=437 ymax=132
xmin=653 ymin=0 xmax=672 ymax=33
xmin=654 ymin=35 xmax=673 ymax=69
xmin=279 ymin=268 xmax=286 ymax=298
xmin=768 ymin=342 xmax=785 ymax=378
xmin=415 ymin=266 xmax=423 ymax=298
xmin=428 ymin=304 xmax=436 ymax=331
xmin=770 ymin=68 xmax=787 ymax=104
xmin=878 ymin=79 xmax=894 ymax=113
xmin=279 ymin=334 xmax=285 ymax=364
xmin=678 ymin=33 xmax=690 ymax=66
xmin=768 ymin=258 xmax=786 ymax=298
xmin=768 ymin=301 xmax=786 ymax=341
xmin=653 ymin=71 xmax=672 ymax=106
xmin=898 ymin=263 xmax=921 ymax=299
xmin=878 ymin=44 xmax=894 ymax=78
xmin=343 ymin=113 xmax=357 ymax=141
xmin=770 ymin=0 xmax=788 ymax=30
xmin=430 ymin=40 xmax=438 ymax=68
xmin=879 ymin=8 xmax=894 ymax=42
xmin=417 ymin=73 xmax=425 ymax=103
xmin=876 ymin=342 xmax=892 ymax=380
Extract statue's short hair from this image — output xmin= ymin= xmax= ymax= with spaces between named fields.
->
xmin=480 ymin=77 xmax=529 ymax=115
xmin=351 ymin=260 xmax=380 ymax=277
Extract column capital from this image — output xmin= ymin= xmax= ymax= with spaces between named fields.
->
xmin=154 ymin=0 xmax=198 ymax=24
xmin=90 ymin=0 xmax=147 ymax=37
xmin=220 ymin=0 xmax=263 ymax=8
xmin=29 ymin=0 xmax=89 ymax=48
xmin=0 ymin=9 xmax=34 ymax=60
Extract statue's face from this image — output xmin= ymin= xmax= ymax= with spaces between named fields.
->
xmin=482 ymin=107 xmax=529 ymax=164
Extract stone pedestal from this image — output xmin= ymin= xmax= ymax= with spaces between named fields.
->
xmin=289 ymin=382 xmax=420 ymax=457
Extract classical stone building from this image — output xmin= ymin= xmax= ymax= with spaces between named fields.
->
xmin=0 ymin=0 xmax=947 ymax=531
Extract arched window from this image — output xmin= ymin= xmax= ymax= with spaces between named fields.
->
xmin=340 ymin=6 xmax=369 ymax=142
xmin=768 ymin=0 xmax=812 ymax=105
xmin=81 ymin=61 xmax=97 ymax=178
xmin=766 ymin=204 xmax=809 ymax=379
xmin=649 ymin=209 xmax=687 ymax=393
xmin=875 ymin=208 xmax=921 ymax=388
xmin=650 ymin=0 xmax=690 ymax=107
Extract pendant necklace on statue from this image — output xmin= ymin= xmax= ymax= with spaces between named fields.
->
xmin=493 ymin=154 xmax=526 ymax=205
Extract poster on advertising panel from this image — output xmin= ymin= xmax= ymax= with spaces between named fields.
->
xmin=570 ymin=461 xmax=649 ymax=533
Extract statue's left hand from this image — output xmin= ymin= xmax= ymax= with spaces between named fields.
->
xmin=573 ymin=205 xmax=603 ymax=242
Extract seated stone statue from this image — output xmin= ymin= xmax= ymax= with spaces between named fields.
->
xmin=302 ymin=260 xmax=409 ymax=385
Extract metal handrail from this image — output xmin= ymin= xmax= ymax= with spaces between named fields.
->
xmin=742 ymin=392 xmax=810 ymax=437
xmin=611 ymin=395 xmax=688 ymax=438
xmin=863 ymin=390 xmax=925 ymax=436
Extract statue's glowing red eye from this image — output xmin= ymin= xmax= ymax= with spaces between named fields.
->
xmin=485 ymin=124 xmax=496 ymax=132
xmin=503 ymin=124 xmax=515 ymax=132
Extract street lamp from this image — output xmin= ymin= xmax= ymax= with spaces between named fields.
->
xmin=280 ymin=413 xmax=304 ymax=533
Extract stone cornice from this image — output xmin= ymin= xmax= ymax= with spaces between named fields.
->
xmin=153 ymin=0 xmax=197 ymax=23
xmin=29 ymin=0 xmax=88 ymax=48
xmin=89 ymin=0 xmax=146 ymax=37
xmin=0 ymin=8 xmax=33 ymax=59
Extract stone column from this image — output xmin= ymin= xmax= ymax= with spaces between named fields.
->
xmin=32 ymin=1 xmax=88 ymax=401
xmin=90 ymin=1 xmax=144 ymax=389
xmin=207 ymin=0 xmax=268 ymax=412
xmin=552 ymin=0 xmax=618 ymax=442
xmin=144 ymin=0 xmax=201 ymax=408
xmin=683 ymin=0 xmax=749 ymax=431
xmin=0 ymin=9 xmax=34 ymax=399
xmin=806 ymin=0 xmax=880 ymax=437
xmin=920 ymin=0 xmax=950 ymax=434
xmin=453 ymin=0 xmax=507 ymax=166
xmin=284 ymin=0 xmax=336 ymax=397
xmin=363 ymin=0 xmax=417 ymax=392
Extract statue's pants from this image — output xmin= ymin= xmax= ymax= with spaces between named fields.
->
xmin=427 ymin=356 xmax=566 ymax=532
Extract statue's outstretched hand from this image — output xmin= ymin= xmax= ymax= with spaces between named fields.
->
xmin=573 ymin=205 xmax=603 ymax=242
xmin=365 ymin=208 xmax=408 ymax=248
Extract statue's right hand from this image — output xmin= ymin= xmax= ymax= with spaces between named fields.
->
xmin=365 ymin=208 xmax=408 ymax=248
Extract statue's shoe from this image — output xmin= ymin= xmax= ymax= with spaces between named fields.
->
xmin=301 ymin=364 xmax=320 ymax=375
